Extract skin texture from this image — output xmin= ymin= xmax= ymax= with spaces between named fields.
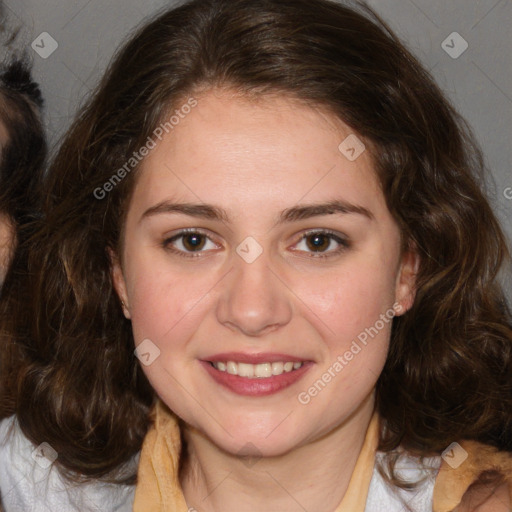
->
xmin=112 ymin=89 xmax=419 ymax=512
xmin=0 ymin=121 xmax=14 ymax=286
xmin=457 ymin=482 xmax=511 ymax=511
xmin=0 ymin=211 xmax=13 ymax=286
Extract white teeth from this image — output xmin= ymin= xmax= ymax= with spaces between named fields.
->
xmin=254 ymin=363 xmax=272 ymax=378
xmin=212 ymin=360 xmax=304 ymax=378
xmin=283 ymin=362 xmax=294 ymax=372
xmin=271 ymin=362 xmax=284 ymax=375
xmin=237 ymin=363 xmax=254 ymax=378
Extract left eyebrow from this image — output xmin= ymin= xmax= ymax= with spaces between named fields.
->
xmin=139 ymin=199 xmax=374 ymax=224
xmin=277 ymin=199 xmax=374 ymax=224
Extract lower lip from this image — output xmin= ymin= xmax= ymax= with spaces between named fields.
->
xmin=200 ymin=361 xmax=313 ymax=396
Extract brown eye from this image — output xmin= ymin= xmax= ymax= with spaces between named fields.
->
xmin=292 ymin=230 xmax=350 ymax=258
xmin=163 ymin=229 xmax=218 ymax=258
xmin=182 ymin=233 xmax=206 ymax=251
xmin=305 ymin=233 xmax=331 ymax=252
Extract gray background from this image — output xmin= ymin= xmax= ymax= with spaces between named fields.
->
xmin=4 ymin=0 xmax=512 ymax=296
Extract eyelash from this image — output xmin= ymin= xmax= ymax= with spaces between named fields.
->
xmin=293 ymin=229 xmax=350 ymax=259
xmin=162 ymin=228 xmax=350 ymax=260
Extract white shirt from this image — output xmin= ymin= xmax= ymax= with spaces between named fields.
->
xmin=0 ymin=414 xmax=440 ymax=511
xmin=0 ymin=415 xmax=135 ymax=511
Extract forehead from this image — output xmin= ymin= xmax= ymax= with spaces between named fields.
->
xmin=129 ymin=90 xmax=384 ymax=218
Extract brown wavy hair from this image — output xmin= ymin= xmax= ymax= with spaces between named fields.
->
xmin=1 ymin=0 xmax=511 ymax=487
xmin=0 ymin=52 xmax=46 ymax=401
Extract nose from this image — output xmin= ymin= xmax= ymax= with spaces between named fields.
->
xmin=215 ymin=247 xmax=293 ymax=337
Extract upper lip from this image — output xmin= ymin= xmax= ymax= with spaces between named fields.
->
xmin=204 ymin=352 xmax=310 ymax=364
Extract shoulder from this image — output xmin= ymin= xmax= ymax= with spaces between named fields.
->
xmin=365 ymin=442 xmax=512 ymax=512
xmin=0 ymin=415 xmax=135 ymax=512
xmin=434 ymin=440 xmax=512 ymax=512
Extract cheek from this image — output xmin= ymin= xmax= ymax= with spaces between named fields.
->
xmin=295 ymin=253 xmax=398 ymax=350
xmin=124 ymin=254 xmax=218 ymax=347
xmin=292 ymin=258 xmax=396 ymax=430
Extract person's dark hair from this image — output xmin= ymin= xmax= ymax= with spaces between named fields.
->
xmin=0 ymin=56 xmax=45 ymax=226
xmin=0 ymin=48 xmax=46 ymax=411
xmin=1 ymin=0 xmax=510 ymax=489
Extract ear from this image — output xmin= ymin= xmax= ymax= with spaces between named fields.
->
xmin=108 ymin=247 xmax=131 ymax=319
xmin=394 ymin=243 xmax=420 ymax=316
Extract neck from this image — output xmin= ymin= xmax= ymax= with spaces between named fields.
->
xmin=180 ymin=394 xmax=376 ymax=512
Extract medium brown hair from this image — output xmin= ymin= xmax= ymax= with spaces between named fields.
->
xmin=0 ymin=54 xmax=46 ymax=414
xmin=1 ymin=0 xmax=510 ymax=486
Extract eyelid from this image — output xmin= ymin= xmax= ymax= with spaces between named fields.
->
xmin=289 ymin=229 xmax=350 ymax=258
xmin=162 ymin=228 xmax=221 ymax=257
xmin=165 ymin=227 xmax=215 ymax=240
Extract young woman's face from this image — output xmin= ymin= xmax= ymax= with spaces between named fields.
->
xmin=113 ymin=90 xmax=418 ymax=457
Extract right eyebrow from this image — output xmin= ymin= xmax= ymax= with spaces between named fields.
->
xmin=140 ymin=201 xmax=229 ymax=224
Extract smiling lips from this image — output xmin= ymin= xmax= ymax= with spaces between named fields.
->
xmin=212 ymin=360 xmax=303 ymax=378
xmin=202 ymin=353 xmax=312 ymax=396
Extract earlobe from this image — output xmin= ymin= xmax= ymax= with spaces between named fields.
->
xmin=108 ymin=247 xmax=131 ymax=319
xmin=394 ymin=244 xmax=420 ymax=316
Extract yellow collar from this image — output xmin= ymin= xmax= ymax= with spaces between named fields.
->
xmin=133 ymin=400 xmax=512 ymax=511
xmin=133 ymin=400 xmax=379 ymax=512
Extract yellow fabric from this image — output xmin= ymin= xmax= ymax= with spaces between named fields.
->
xmin=333 ymin=412 xmax=379 ymax=511
xmin=133 ymin=399 xmax=512 ymax=512
xmin=433 ymin=440 xmax=512 ymax=512
xmin=133 ymin=400 xmax=379 ymax=512
xmin=132 ymin=400 xmax=188 ymax=512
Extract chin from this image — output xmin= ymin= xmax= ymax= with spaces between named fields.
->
xmin=224 ymin=434 xmax=300 ymax=460
xmin=199 ymin=417 xmax=307 ymax=459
